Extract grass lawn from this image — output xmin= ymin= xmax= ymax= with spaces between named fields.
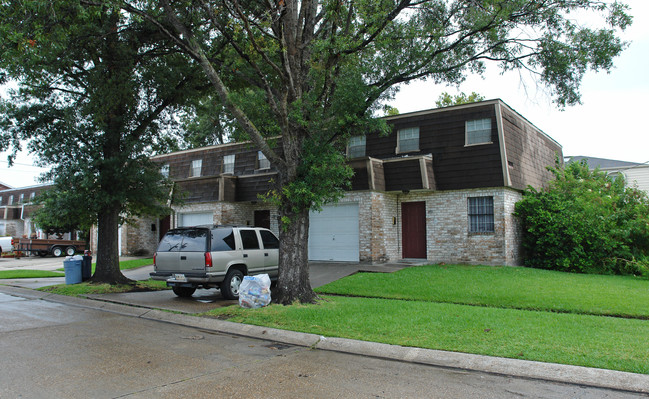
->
xmin=38 ymin=279 xmax=168 ymax=295
xmin=0 ymin=269 xmax=64 ymax=279
xmin=55 ymin=257 xmax=153 ymax=273
xmin=317 ymin=264 xmax=649 ymax=319
xmin=205 ymin=265 xmax=649 ymax=374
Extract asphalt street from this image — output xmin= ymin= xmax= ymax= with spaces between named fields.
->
xmin=1 ymin=291 xmax=645 ymax=399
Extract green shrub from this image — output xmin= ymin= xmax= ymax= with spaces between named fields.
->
xmin=514 ymin=160 xmax=649 ymax=276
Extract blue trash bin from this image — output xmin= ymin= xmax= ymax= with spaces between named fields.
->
xmin=63 ymin=259 xmax=82 ymax=285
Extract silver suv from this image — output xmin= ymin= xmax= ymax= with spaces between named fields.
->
xmin=150 ymin=225 xmax=279 ymax=299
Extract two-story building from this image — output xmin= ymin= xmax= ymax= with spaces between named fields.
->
xmin=120 ymin=99 xmax=560 ymax=265
xmin=0 ymin=184 xmax=52 ymax=238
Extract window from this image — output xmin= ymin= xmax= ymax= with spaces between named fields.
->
xmin=19 ymin=194 xmax=24 ymax=203
xmin=260 ymin=230 xmax=279 ymax=249
xmin=466 ymin=118 xmax=492 ymax=145
xmin=223 ymin=154 xmax=235 ymax=174
xmin=468 ymin=196 xmax=494 ymax=233
xmin=30 ymin=192 xmax=36 ymax=201
xmin=397 ymin=127 xmax=419 ymax=153
xmin=160 ymin=164 xmax=170 ymax=178
xmin=348 ymin=136 xmax=366 ymax=158
xmin=190 ymin=159 xmax=202 ymax=177
xmin=211 ymin=227 xmax=236 ymax=251
xmin=8 ymin=195 xmax=14 ymax=205
xmin=0 ymin=196 xmax=3 ymax=205
xmin=179 ymin=229 xmax=208 ymax=252
xmin=156 ymin=230 xmax=184 ymax=252
xmin=257 ymin=151 xmax=270 ymax=169
xmin=239 ymin=229 xmax=260 ymax=249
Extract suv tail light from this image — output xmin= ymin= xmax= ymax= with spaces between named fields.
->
xmin=205 ymin=251 xmax=213 ymax=268
xmin=153 ymin=252 xmax=157 ymax=268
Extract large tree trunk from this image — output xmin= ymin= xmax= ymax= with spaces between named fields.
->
xmin=275 ymin=207 xmax=317 ymax=304
xmin=91 ymin=204 xmax=132 ymax=284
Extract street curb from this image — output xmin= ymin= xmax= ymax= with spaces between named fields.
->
xmin=1 ymin=284 xmax=648 ymax=394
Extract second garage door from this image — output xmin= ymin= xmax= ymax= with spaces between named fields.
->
xmin=178 ymin=212 xmax=213 ymax=227
xmin=308 ymin=203 xmax=359 ymax=262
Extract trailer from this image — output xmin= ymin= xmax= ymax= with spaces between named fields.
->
xmin=15 ymin=238 xmax=87 ymax=257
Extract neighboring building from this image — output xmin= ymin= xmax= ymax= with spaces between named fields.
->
xmin=141 ymin=99 xmax=561 ymax=265
xmin=566 ymin=156 xmax=649 ymax=192
xmin=0 ymin=184 xmax=52 ymax=237
xmin=0 ymin=181 xmax=12 ymax=191
xmin=4 ymin=99 xmax=563 ymax=264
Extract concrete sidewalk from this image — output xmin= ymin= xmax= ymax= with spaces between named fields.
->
xmin=0 ymin=283 xmax=647 ymax=395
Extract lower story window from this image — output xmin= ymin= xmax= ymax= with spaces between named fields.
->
xmin=468 ymin=196 xmax=494 ymax=233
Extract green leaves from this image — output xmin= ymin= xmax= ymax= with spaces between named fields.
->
xmin=515 ymin=160 xmax=649 ymax=276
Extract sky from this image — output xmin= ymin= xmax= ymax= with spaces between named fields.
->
xmin=1 ymin=0 xmax=648 ymax=189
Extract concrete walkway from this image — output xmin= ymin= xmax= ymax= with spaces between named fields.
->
xmin=1 ymin=261 xmax=648 ymax=395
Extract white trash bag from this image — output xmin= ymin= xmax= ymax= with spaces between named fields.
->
xmin=238 ymin=274 xmax=271 ymax=308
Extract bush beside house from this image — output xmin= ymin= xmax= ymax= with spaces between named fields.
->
xmin=515 ymin=160 xmax=649 ymax=277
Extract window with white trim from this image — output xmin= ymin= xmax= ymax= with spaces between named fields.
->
xmin=190 ymin=159 xmax=202 ymax=177
xmin=223 ymin=154 xmax=235 ymax=174
xmin=0 ymin=196 xmax=3 ymax=205
xmin=466 ymin=118 xmax=492 ymax=145
xmin=257 ymin=151 xmax=270 ymax=169
xmin=8 ymin=195 xmax=14 ymax=205
xmin=468 ymin=196 xmax=494 ymax=233
xmin=30 ymin=192 xmax=36 ymax=202
xmin=160 ymin=164 xmax=170 ymax=178
xmin=348 ymin=136 xmax=366 ymax=158
xmin=397 ymin=127 xmax=419 ymax=153
xmin=19 ymin=193 xmax=24 ymax=203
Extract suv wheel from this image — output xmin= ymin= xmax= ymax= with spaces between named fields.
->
xmin=221 ymin=269 xmax=244 ymax=300
xmin=172 ymin=286 xmax=196 ymax=298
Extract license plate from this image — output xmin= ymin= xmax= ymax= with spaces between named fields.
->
xmin=172 ymin=273 xmax=187 ymax=282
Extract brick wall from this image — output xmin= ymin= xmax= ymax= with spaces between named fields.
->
xmin=339 ymin=187 xmax=522 ymax=266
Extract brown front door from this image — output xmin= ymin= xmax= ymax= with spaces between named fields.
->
xmin=254 ymin=210 xmax=271 ymax=229
xmin=402 ymin=201 xmax=426 ymax=259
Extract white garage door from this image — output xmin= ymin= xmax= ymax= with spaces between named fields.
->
xmin=178 ymin=212 xmax=213 ymax=227
xmin=309 ymin=203 xmax=359 ymax=262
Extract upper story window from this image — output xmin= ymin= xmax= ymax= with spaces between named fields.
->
xmin=396 ymin=127 xmax=419 ymax=153
xmin=8 ymin=195 xmax=14 ymax=205
xmin=223 ymin=154 xmax=235 ymax=174
xmin=0 ymin=196 xmax=3 ymax=205
xmin=190 ymin=159 xmax=202 ymax=177
xmin=466 ymin=118 xmax=492 ymax=146
xmin=348 ymin=136 xmax=366 ymax=158
xmin=19 ymin=193 xmax=24 ymax=203
xmin=257 ymin=151 xmax=270 ymax=170
xmin=468 ymin=196 xmax=494 ymax=233
xmin=30 ymin=192 xmax=36 ymax=201
xmin=160 ymin=164 xmax=170 ymax=179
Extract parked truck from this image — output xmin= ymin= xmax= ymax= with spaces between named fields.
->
xmin=14 ymin=238 xmax=86 ymax=257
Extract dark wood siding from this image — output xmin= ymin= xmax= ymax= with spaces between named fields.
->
xmin=351 ymin=164 xmax=369 ymax=191
xmin=236 ymin=174 xmax=276 ymax=202
xmin=175 ymin=178 xmax=219 ymax=203
xmin=368 ymin=104 xmax=504 ymax=190
xmin=384 ymin=159 xmax=423 ymax=191
xmin=501 ymin=106 xmax=562 ymax=190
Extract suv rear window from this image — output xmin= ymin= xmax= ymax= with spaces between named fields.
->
xmin=211 ymin=227 xmax=236 ymax=251
xmin=179 ymin=229 xmax=208 ymax=252
xmin=157 ymin=230 xmax=184 ymax=252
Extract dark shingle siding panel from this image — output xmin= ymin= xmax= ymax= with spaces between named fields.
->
xmin=366 ymin=104 xmax=503 ymax=191
xmin=384 ymin=160 xmax=423 ymax=191
xmin=175 ymin=178 xmax=219 ymax=203
xmin=236 ymin=175 xmax=275 ymax=202
xmin=502 ymin=106 xmax=562 ymax=190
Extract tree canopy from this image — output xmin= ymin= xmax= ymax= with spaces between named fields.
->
xmin=1 ymin=0 xmax=633 ymax=301
xmin=0 ymin=1 xmax=204 ymax=282
xmin=436 ymin=92 xmax=486 ymax=108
